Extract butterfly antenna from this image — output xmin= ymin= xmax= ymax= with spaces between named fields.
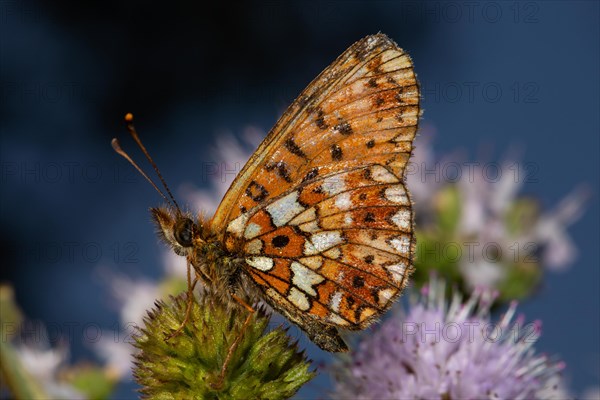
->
xmin=122 ymin=113 xmax=182 ymax=214
xmin=111 ymin=138 xmax=174 ymax=207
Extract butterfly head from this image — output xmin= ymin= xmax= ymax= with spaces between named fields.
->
xmin=151 ymin=207 xmax=205 ymax=257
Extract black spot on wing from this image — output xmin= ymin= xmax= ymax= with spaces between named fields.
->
xmin=330 ymin=144 xmax=343 ymax=161
xmin=246 ymin=181 xmax=269 ymax=202
xmin=284 ymin=138 xmax=308 ymax=159
xmin=272 ymin=235 xmax=290 ymax=248
xmin=315 ymin=108 xmax=328 ymax=130
xmin=353 ymin=276 xmax=365 ymax=288
xmin=265 ymin=161 xmax=293 ymax=183
xmin=347 ymin=296 xmax=356 ymax=307
xmin=334 ymin=121 xmax=353 ymax=135
xmin=302 ymin=167 xmax=319 ymax=182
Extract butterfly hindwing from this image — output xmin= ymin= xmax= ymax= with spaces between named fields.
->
xmin=238 ymin=166 xmax=414 ymax=329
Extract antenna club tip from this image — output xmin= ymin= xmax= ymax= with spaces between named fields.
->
xmin=125 ymin=113 xmax=134 ymax=123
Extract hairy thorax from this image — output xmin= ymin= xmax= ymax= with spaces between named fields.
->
xmin=151 ymin=206 xmax=256 ymax=303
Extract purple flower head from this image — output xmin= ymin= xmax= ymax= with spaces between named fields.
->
xmin=332 ymin=277 xmax=569 ymax=399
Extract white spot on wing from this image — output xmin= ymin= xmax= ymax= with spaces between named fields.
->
xmin=371 ymin=165 xmax=399 ymax=183
xmin=244 ymin=222 xmax=262 ymax=240
xmin=330 ymin=291 xmax=343 ymax=313
xmin=386 ymin=262 xmax=407 ymax=283
xmin=310 ymin=231 xmax=344 ymax=253
xmin=378 ymin=288 xmax=397 ymax=307
xmin=227 ymin=213 xmax=249 ymax=236
xmin=245 ymin=256 xmax=274 ymax=271
xmin=322 ymin=175 xmax=346 ymax=195
xmin=304 ymin=240 xmax=317 ymax=255
xmin=391 ymin=209 xmax=411 ymax=230
xmin=390 ymin=236 xmax=411 ymax=256
xmin=344 ymin=214 xmax=353 ymax=226
xmin=288 ymin=287 xmax=310 ymax=311
xmin=291 ymin=262 xmax=324 ymax=296
xmin=385 ymin=186 xmax=409 ymax=205
xmin=266 ymin=191 xmax=305 ymax=227
xmin=335 ymin=192 xmax=352 ymax=210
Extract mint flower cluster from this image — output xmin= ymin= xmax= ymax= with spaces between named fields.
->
xmin=332 ymin=277 xmax=569 ymax=399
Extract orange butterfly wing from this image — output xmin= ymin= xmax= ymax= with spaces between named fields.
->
xmin=210 ymin=34 xmax=419 ymax=331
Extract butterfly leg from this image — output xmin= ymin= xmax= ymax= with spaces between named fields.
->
xmin=211 ymin=293 xmax=255 ymax=389
xmin=165 ymin=259 xmax=199 ymax=341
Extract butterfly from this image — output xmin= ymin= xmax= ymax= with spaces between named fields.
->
xmin=115 ymin=33 xmax=419 ymax=357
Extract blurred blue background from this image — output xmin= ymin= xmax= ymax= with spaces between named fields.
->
xmin=1 ymin=1 xmax=598 ymax=398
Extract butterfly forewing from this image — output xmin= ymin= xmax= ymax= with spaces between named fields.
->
xmin=210 ymin=34 xmax=419 ymax=334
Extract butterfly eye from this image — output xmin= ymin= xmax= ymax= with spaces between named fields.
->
xmin=174 ymin=218 xmax=194 ymax=247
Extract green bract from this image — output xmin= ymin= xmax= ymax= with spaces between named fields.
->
xmin=134 ymin=292 xmax=314 ymax=400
